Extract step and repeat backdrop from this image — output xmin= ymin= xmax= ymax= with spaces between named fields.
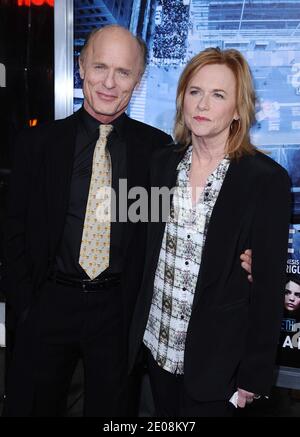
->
xmin=72 ymin=0 xmax=300 ymax=368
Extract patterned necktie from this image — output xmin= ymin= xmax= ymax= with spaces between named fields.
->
xmin=79 ymin=124 xmax=113 ymax=279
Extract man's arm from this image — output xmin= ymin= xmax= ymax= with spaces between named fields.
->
xmin=3 ymin=131 xmax=34 ymax=325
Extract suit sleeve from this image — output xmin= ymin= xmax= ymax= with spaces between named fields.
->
xmin=2 ymin=131 xmax=35 ymax=325
xmin=237 ymin=167 xmax=291 ymax=395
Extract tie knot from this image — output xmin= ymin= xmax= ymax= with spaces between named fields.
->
xmin=99 ymin=124 xmax=113 ymax=139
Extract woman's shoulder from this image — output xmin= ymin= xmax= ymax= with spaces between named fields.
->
xmin=241 ymin=149 xmax=289 ymax=181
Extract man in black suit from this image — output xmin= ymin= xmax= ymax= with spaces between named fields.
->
xmin=2 ymin=24 xmax=172 ymax=417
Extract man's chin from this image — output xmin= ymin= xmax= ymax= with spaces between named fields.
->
xmin=92 ymin=104 xmax=117 ymax=115
xmin=85 ymin=106 xmax=123 ymax=123
xmin=94 ymin=105 xmax=128 ymax=118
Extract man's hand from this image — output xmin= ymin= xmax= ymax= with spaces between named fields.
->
xmin=237 ymin=388 xmax=255 ymax=408
xmin=240 ymin=249 xmax=252 ymax=283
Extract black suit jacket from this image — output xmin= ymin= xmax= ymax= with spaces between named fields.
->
xmin=129 ymin=144 xmax=291 ymax=401
xmin=3 ymin=109 xmax=172 ymax=330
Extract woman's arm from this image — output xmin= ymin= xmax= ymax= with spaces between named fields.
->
xmin=237 ymin=167 xmax=291 ymax=395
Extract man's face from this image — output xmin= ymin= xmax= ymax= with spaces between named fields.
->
xmin=79 ymin=28 xmax=143 ymax=123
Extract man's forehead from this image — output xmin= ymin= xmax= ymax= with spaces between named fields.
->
xmin=92 ymin=28 xmax=138 ymax=50
xmin=84 ymin=39 xmax=141 ymax=77
xmin=87 ymin=33 xmax=139 ymax=60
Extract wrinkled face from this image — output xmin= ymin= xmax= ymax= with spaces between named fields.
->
xmin=285 ymin=281 xmax=300 ymax=312
xmin=79 ymin=28 xmax=142 ymax=123
xmin=183 ymin=63 xmax=239 ymax=146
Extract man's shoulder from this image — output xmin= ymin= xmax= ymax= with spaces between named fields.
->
xmin=35 ymin=112 xmax=77 ymax=134
xmin=125 ymin=116 xmax=172 ymax=142
xmin=18 ymin=111 xmax=78 ymax=142
xmin=12 ymin=113 xmax=79 ymax=161
xmin=152 ymin=142 xmax=183 ymax=160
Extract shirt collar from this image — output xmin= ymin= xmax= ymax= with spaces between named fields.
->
xmin=177 ymin=145 xmax=193 ymax=171
xmin=177 ymin=145 xmax=230 ymax=172
xmin=79 ymin=106 xmax=127 ymax=141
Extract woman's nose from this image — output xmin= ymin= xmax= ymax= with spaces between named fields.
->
xmin=197 ymin=95 xmax=209 ymax=110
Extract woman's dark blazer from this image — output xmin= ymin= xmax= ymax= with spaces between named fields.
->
xmin=129 ymin=144 xmax=291 ymax=401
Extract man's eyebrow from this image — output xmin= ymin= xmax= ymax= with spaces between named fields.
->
xmin=117 ymin=67 xmax=131 ymax=73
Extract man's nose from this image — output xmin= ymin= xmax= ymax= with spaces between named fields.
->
xmin=103 ymin=70 xmax=116 ymax=88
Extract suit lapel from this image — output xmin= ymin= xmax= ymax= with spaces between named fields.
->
xmin=120 ymin=117 xmax=147 ymax=252
xmin=46 ymin=113 xmax=78 ymax=258
xmin=123 ymin=117 xmax=149 ymax=195
xmin=192 ymin=157 xmax=250 ymax=308
xmin=122 ymin=116 xmax=184 ymax=256
xmin=147 ymin=146 xmax=185 ymax=258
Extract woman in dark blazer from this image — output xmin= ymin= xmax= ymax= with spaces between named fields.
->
xmin=129 ymin=47 xmax=291 ymax=417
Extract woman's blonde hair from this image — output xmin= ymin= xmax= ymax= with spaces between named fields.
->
xmin=174 ymin=47 xmax=257 ymax=159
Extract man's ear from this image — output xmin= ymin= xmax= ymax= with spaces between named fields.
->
xmin=134 ymin=74 xmax=143 ymax=92
xmin=79 ymin=57 xmax=85 ymax=80
xmin=134 ymin=80 xmax=141 ymax=92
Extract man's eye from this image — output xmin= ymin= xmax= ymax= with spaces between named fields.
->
xmin=119 ymin=70 xmax=130 ymax=77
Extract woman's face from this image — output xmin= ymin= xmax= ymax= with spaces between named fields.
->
xmin=183 ymin=63 xmax=239 ymax=146
xmin=285 ymin=280 xmax=300 ymax=312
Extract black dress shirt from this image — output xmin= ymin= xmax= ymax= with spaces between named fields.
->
xmin=55 ymin=108 xmax=127 ymax=279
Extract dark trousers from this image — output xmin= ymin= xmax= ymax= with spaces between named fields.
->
xmin=147 ymin=349 xmax=235 ymax=417
xmin=3 ymin=280 xmax=128 ymax=417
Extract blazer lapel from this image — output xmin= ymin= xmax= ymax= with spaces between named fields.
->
xmin=146 ymin=146 xmax=185 ymax=261
xmin=46 ymin=113 xmax=78 ymax=258
xmin=122 ymin=120 xmax=182 ymax=251
xmin=130 ymin=145 xmax=185 ymax=305
xmin=192 ymin=157 xmax=250 ymax=308
xmin=119 ymin=118 xmax=147 ymax=253
xmin=124 ymin=119 xmax=150 ymax=197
